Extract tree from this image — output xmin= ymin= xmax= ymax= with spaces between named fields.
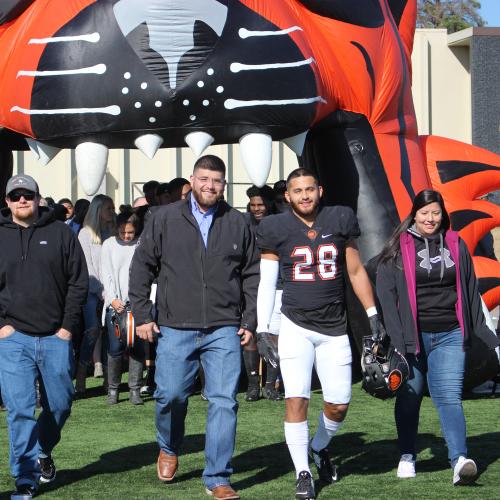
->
xmin=417 ymin=0 xmax=486 ymax=33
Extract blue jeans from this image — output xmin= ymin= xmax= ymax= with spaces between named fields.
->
xmin=0 ymin=331 xmax=74 ymax=488
xmin=395 ymin=327 xmax=466 ymax=468
xmin=155 ymin=325 xmax=241 ymax=489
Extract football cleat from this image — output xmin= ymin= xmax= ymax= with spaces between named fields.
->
xmin=244 ymin=385 xmax=261 ymax=402
xmin=38 ymin=456 xmax=56 ymax=484
xmin=263 ymin=385 xmax=282 ymax=401
xmin=309 ymin=446 xmax=338 ymax=484
xmin=453 ymin=457 xmax=477 ymax=486
xmin=295 ymin=470 xmax=315 ymax=499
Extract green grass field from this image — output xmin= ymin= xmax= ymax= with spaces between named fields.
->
xmin=0 ymin=379 xmax=498 ymax=499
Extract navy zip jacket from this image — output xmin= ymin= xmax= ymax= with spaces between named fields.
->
xmin=0 ymin=206 xmax=89 ymax=335
xmin=129 ymin=198 xmax=259 ymax=331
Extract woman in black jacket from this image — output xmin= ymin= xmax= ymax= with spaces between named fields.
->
xmin=376 ymin=189 xmax=499 ymax=486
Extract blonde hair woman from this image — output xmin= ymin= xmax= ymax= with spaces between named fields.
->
xmin=75 ymin=195 xmax=116 ymax=395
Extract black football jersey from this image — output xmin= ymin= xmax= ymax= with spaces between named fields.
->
xmin=256 ymin=206 xmax=360 ymax=335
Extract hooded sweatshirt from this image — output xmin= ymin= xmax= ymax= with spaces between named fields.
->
xmin=411 ymin=227 xmax=459 ymax=332
xmin=376 ymin=229 xmax=499 ymax=355
xmin=0 ymin=206 xmax=89 ymax=335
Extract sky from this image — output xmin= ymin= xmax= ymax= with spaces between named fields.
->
xmin=479 ymin=0 xmax=500 ymax=27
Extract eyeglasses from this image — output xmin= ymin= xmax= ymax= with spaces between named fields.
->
xmin=8 ymin=191 xmax=36 ymax=201
xmin=193 ymin=175 xmax=225 ymax=187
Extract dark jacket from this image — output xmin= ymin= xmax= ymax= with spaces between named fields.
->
xmin=376 ymin=230 xmax=499 ymax=355
xmin=0 ymin=206 xmax=89 ymax=335
xmin=129 ymin=198 xmax=259 ymax=331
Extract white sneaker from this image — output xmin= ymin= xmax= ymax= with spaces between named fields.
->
xmin=397 ymin=454 xmax=416 ymax=478
xmin=453 ymin=456 xmax=477 ymax=485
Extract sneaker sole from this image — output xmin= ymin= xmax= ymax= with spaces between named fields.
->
xmin=39 ymin=471 xmax=56 ymax=484
xmin=397 ymin=471 xmax=416 ymax=478
xmin=454 ymin=461 xmax=477 ymax=485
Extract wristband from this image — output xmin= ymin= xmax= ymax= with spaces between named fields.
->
xmin=366 ymin=306 xmax=378 ymax=317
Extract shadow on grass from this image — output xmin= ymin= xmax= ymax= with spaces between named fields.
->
xmin=231 ymin=431 xmax=500 ymax=496
xmin=1 ymin=431 xmax=497 ymax=498
xmin=29 ymin=434 xmax=205 ymax=496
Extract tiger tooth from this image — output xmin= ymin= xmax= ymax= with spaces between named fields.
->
xmin=75 ymin=142 xmax=109 ymax=195
xmin=26 ymin=140 xmax=60 ymax=165
xmin=25 ymin=138 xmax=40 ymax=160
xmin=282 ymin=130 xmax=308 ymax=156
xmin=134 ymin=134 xmax=164 ymax=159
xmin=239 ymin=133 xmax=272 ymax=187
xmin=185 ymin=131 xmax=214 ymax=156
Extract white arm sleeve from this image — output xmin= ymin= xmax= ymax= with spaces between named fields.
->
xmin=257 ymin=258 xmax=279 ymax=333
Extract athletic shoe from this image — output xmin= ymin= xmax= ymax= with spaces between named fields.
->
xmin=295 ymin=470 xmax=315 ymax=499
xmin=453 ymin=456 xmax=477 ymax=485
xmin=309 ymin=445 xmax=338 ymax=484
xmin=38 ymin=455 xmax=56 ymax=484
xmin=11 ymin=485 xmax=37 ymax=499
xmin=263 ymin=385 xmax=282 ymax=401
xmin=244 ymin=386 xmax=261 ymax=402
xmin=397 ymin=454 xmax=416 ymax=478
xmin=200 ymin=392 xmax=208 ymax=401
xmin=140 ymin=385 xmax=154 ymax=396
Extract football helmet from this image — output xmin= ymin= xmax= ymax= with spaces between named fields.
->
xmin=112 ymin=303 xmax=136 ymax=348
xmin=361 ymin=336 xmax=409 ymax=399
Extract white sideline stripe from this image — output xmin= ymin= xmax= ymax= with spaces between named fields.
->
xmin=224 ymin=97 xmax=326 ymax=110
xmin=10 ymin=105 xmax=121 ymax=116
xmin=29 ymin=33 xmax=100 ymax=44
xmin=230 ymin=58 xmax=315 ymax=73
xmin=17 ymin=64 xmax=106 ymax=78
xmin=239 ymin=26 xmax=302 ymax=39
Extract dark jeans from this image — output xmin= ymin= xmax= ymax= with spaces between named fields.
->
xmin=395 ymin=327 xmax=466 ymax=468
xmin=78 ymin=292 xmax=101 ymax=366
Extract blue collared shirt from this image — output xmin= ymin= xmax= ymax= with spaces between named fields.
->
xmin=190 ymin=192 xmax=216 ymax=247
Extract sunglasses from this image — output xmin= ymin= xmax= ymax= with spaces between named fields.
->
xmin=9 ymin=191 xmax=36 ymax=202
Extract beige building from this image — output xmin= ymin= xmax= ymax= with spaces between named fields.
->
xmin=10 ymin=27 xmax=499 ymax=210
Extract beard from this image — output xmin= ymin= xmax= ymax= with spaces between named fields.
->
xmin=192 ymin=187 xmax=220 ymax=210
xmin=289 ymin=197 xmax=319 ymax=217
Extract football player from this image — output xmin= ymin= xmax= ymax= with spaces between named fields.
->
xmin=256 ymin=168 xmax=384 ymax=499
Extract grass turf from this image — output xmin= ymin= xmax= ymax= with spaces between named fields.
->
xmin=0 ymin=379 xmax=498 ymax=499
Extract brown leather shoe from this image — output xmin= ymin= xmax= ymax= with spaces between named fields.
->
xmin=205 ymin=484 xmax=240 ymax=499
xmin=157 ymin=450 xmax=178 ymax=482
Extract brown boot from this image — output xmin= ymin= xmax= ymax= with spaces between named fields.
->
xmin=205 ymin=485 xmax=240 ymax=499
xmin=157 ymin=450 xmax=177 ymax=482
